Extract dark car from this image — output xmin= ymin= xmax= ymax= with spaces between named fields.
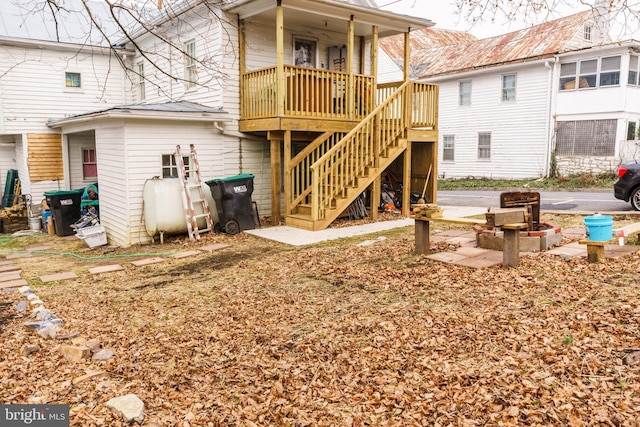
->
xmin=614 ymin=161 xmax=640 ymax=210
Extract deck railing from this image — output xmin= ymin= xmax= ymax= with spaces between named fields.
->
xmin=287 ymin=132 xmax=346 ymax=213
xmin=241 ymin=65 xmax=374 ymax=119
xmin=309 ymin=81 xmax=412 ymax=221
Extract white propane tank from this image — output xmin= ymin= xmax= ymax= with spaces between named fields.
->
xmin=143 ymin=177 xmax=218 ymax=237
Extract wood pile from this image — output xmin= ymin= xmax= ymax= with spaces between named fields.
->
xmin=412 ymin=203 xmax=443 ymax=219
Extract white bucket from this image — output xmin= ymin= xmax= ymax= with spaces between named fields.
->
xmin=29 ymin=216 xmax=42 ymax=232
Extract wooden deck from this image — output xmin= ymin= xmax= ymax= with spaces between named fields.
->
xmin=239 ymin=70 xmax=439 ymax=230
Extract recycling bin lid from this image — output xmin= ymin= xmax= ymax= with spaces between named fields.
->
xmin=206 ymin=173 xmax=254 ymax=184
xmin=44 ymin=189 xmax=83 ymax=196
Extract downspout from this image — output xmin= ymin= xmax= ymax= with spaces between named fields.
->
xmin=544 ymin=57 xmax=558 ymax=177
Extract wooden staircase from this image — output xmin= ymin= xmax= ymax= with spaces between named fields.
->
xmin=285 ymin=81 xmax=413 ymax=230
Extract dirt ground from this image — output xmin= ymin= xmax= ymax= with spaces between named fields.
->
xmin=2 ymin=214 xmax=640 ymax=426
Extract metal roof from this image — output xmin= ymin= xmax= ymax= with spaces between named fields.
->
xmin=0 ymin=0 xmax=129 ymax=46
xmin=380 ymin=11 xmax=599 ymax=79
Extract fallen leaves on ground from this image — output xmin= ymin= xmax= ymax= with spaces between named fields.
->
xmin=1 ymin=218 xmax=640 ymax=426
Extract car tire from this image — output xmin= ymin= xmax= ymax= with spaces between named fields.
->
xmin=631 ymin=187 xmax=640 ymax=211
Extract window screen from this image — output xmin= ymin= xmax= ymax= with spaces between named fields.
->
xmin=555 ymin=120 xmax=616 ymax=156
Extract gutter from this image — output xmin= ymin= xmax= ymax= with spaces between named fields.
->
xmin=544 ymin=57 xmax=559 ymax=177
xmin=0 ymin=35 xmax=133 ymax=55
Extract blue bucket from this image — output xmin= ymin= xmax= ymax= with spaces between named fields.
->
xmin=584 ymin=214 xmax=613 ymax=242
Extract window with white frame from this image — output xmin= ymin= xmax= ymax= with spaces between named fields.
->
xmin=136 ymin=62 xmax=145 ymax=101
xmin=600 ymin=56 xmax=621 ymax=86
xmin=629 ymin=55 xmax=639 ymax=86
xmin=560 ymin=56 xmax=622 ymax=90
xmin=584 ymin=24 xmax=593 ymax=41
xmin=443 ymin=135 xmax=455 ymax=161
xmin=184 ymin=39 xmax=196 ymax=89
xmin=82 ymin=148 xmax=97 ymax=180
xmin=579 ymin=59 xmax=597 ymax=88
xmin=477 ymin=132 xmax=491 ymax=160
xmin=458 ymin=80 xmax=471 ymax=106
xmin=502 ymin=74 xmax=516 ymax=102
xmin=560 ymin=62 xmax=577 ymax=90
xmin=627 ymin=121 xmax=637 ymax=140
xmin=65 ymin=72 xmax=81 ymax=88
xmin=162 ymin=154 xmax=190 ymax=178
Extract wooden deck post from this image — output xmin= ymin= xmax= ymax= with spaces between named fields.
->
xmin=403 ymin=140 xmax=411 ymax=216
xmin=502 ymin=223 xmax=527 ymax=268
xmin=270 ymin=137 xmax=282 ymax=225
xmin=579 ymin=240 xmax=607 ymax=263
xmin=347 ymin=16 xmax=355 ymax=120
xmin=415 ymin=218 xmax=430 ymax=254
xmin=283 ymin=131 xmax=291 ymax=216
xmin=276 ymin=0 xmax=285 ymax=117
xmin=370 ymin=175 xmax=380 ymax=221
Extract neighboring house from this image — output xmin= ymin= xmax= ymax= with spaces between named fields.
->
xmin=5 ymin=0 xmax=440 ymax=246
xmin=0 ymin=0 xmax=129 ymax=206
xmin=380 ymin=7 xmax=639 ymax=179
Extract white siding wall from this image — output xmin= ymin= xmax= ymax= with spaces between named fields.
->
xmin=0 ymin=44 xmax=126 ymax=134
xmin=0 ymin=42 xmax=126 ymax=202
xmin=93 ymin=122 xmax=128 ymax=246
xmin=102 ymin=120 xmax=226 ymax=247
xmin=377 ymin=48 xmax=402 ymax=84
xmin=434 ymin=64 xmax=550 ymax=179
xmin=129 ymin=7 xmax=226 ymax=107
xmin=243 ymin=18 xmax=363 ymax=73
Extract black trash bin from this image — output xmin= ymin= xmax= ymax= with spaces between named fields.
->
xmin=44 ymin=189 xmax=83 ymax=236
xmin=206 ymin=173 xmax=255 ymax=235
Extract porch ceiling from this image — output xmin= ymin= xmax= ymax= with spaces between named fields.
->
xmin=224 ymin=0 xmax=433 ymax=37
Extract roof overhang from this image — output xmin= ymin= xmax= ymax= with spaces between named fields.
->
xmin=224 ymin=0 xmax=433 ymax=36
xmin=0 ymin=35 xmax=133 ymax=55
xmin=47 ymin=104 xmax=231 ymax=129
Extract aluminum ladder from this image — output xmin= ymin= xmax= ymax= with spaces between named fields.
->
xmin=174 ymin=144 xmax=213 ymax=240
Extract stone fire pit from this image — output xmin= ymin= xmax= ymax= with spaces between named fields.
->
xmin=472 ymin=191 xmax=563 ymax=252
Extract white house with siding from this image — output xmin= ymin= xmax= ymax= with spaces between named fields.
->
xmin=13 ymin=0 xmax=435 ymax=246
xmin=380 ymin=7 xmax=640 ymax=179
xmin=0 ymin=1 xmax=128 ymax=208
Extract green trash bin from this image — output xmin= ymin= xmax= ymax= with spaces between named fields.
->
xmin=44 ymin=189 xmax=83 ymax=236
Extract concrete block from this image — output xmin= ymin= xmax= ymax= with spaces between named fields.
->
xmin=60 ymin=345 xmax=91 ymax=362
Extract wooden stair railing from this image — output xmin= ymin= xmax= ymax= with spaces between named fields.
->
xmin=303 ymin=81 xmax=412 ymax=228
xmin=287 ymin=131 xmax=345 ymax=215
